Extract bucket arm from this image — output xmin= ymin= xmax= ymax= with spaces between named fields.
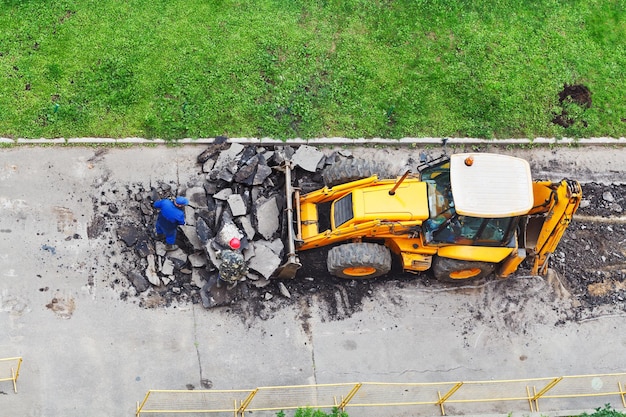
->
xmin=525 ymin=179 xmax=582 ymax=275
xmin=274 ymin=161 xmax=302 ymax=279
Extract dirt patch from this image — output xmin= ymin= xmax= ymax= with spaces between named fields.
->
xmin=552 ymin=83 xmax=592 ymax=128
xmin=558 ymin=84 xmax=592 ymax=108
xmin=46 ymin=294 xmax=76 ymax=319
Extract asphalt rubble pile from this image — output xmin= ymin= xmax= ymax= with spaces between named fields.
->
xmin=108 ymin=142 xmax=626 ymax=319
xmin=116 ymin=140 xmax=353 ymax=308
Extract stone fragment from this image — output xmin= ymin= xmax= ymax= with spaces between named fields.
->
xmin=272 ymin=146 xmax=295 ymax=165
xmin=255 ymin=196 xmax=280 ymax=240
xmin=265 ymin=238 xmax=284 ymax=256
xmin=213 ymin=189 xmax=233 ymax=201
xmin=278 ymin=282 xmax=291 ymax=299
xmin=217 ymin=167 xmax=235 ymax=183
xmin=117 ymin=224 xmax=139 ymax=246
xmin=135 ymin=238 xmax=153 ymax=258
xmin=204 ymin=240 xmax=220 ymax=269
xmin=197 ymin=139 xmax=229 ymax=163
xmin=166 ymin=249 xmax=188 ymax=269
xmin=579 ymin=199 xmax=591 ymax=209
xmin=127 ymin=271 xmax=149 ymax=293
xmin=189 ymin=253 xmax=207 ymax=268
xmin=155 ymin=241 xmax=167 ymax=256
xmin=246 ymin=271 xmax=260 ymax=281
xmin=247 ymin=242 xmax=281 ymax=279
xmin=200 ymin=281 xmax=217 ymax=308
xmin=602 ymin=192 xmax=615 ymax=203
xmin=253 ymin=163 xmax=272 ymax=185
xmin=184 ymin=206 xmax=195 ymax=226
xmin=291 ymin=145 xmax=325 ymax=172
xmin=215 ymin=143 xmax=245 ymax=165
xmin=195 ymin=217 xmax=213 ymax=244
xmin=260 ymin=148 xmax=273 ymax=160
xmin=186 ymin=187 xmax=208 ymax=209
xmin=191 ymin=268 xmax=207 ymax=288
xmin=243 ymin=243 xmax=255 ymax=261
xmin=238 ymin=215 xmax=256 ymax=240
xmin=264 ymin=292 xmax=273 ymax=300
xmin=203 ymin=181 xmax=219 ymax=196
xmin=211 ymin=144 xmax=245 ymax=182
xmin=181 ymin=225 xmax=203 ymax=250
xmin=161 ymin=276 xmax=172 ymax=286
xmin=251 ymin=186 xmax=262 ymax=204
xmin=250 ymin=277 xmax=271 ymax=288
xmin=140 ymin=202 xmax=152 ymax=215
xmin=145 ymin=254 xmax=160 ymax=286
xmin=227 ymin=194 xmax=247 ymax=217
xmin=161 ymin=258 xmax=175 ymax=276
xmin=234 ymin=156 xmax=258 ymax=184
xmin=215 ymin=221 xmax=244 ymax=248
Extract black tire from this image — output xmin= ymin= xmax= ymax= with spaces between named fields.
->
xmin=432 ymin=256 xmax=495 ymax=283
xmin=322 ymin=159 xmax=395 ymax=187
xmin=327 ymin=243 xmax=392 ymax=279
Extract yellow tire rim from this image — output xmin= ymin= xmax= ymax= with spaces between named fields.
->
xmin=449 ymin=268 xmax=482 ymax=280
xmin=343 ymin=266 xmax=377 ymax=277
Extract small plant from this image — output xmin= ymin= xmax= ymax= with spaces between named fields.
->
xmin=277 ymin=407 xmax=349 ymax=417
xmin=579 ymin=404 xmax=626 ymax=417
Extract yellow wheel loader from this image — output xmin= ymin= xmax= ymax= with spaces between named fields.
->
xmin=277 ymin=152 xmax=581 ymax=283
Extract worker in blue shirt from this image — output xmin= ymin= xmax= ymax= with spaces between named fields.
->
xmin=154 ymin=196 xmax=188 ymax=250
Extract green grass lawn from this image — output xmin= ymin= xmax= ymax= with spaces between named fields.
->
xmin=1 ymin=0 xmax=624 ymax=140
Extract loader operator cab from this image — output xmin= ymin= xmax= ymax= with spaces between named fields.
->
xmin=421 ymin=153 xmax=534 ymax=247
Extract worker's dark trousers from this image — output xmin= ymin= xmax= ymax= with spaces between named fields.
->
xmin=155 ymin=216 xmax=178 ymax=244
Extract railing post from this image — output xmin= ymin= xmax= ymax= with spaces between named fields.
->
xmin=238 ymin=388 xmax=259 ymax=417
xmin=136 ymin=391 xmax=151 ymax=417
xmin=338 ymin=383 xmax=362 ymax=410
xmin=436 ymin=382 xmax=464 ymax=415
xmin=529 ymin=377 xmax=563 ymax=411
xmin=13 ymin=357 xmax=22 ymax=393
xmin=526 ymin=385 xmax=535 ymax=412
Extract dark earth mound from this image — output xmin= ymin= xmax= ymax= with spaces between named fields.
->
xmin=552 ymin=83 xmax=592 ymax=128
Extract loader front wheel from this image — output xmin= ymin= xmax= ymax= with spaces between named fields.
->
xmin=327 ymin=243 xmax=392 ymax=279
xmin=323 ymin=159 xmax=394 ymax=187
xmin=432 ymin=257 xmax=495 ymax=283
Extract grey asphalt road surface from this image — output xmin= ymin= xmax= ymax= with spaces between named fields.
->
xmin=1 ymin=144 xmax=626 ymax=416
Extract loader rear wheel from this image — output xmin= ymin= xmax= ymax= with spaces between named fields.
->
xmin=323 ymin=159 xmax=394 ymax=187
xmin=432 ymin=257 xmax=495 ymax=283
xmin=327 ymin=243 xmax=392 ymax=279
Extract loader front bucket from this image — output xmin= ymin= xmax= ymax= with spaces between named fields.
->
xmin=275 ymin=161 xmax=301 ymax=279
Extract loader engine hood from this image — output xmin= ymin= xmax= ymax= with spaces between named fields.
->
xmin=450 ymin=153 xmax=534 ymax=218
xmin=350 ymin=181 xmax=430 ymax=223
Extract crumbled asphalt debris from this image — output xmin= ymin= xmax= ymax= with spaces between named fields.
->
xmin=88 ymin=143 xmax=626 ymax=323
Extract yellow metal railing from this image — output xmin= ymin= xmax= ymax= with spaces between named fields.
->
xmin=0 ymin=357 xmax=22 ymax=394
xmin=136 ymin=372 xmax=626 ymax=417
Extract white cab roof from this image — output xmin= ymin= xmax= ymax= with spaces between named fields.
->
xmin=450 ymin=153 xmax=534 ymax=217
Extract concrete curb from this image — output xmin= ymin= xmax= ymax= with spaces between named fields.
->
xmin=2 ymin=136 xmax=626 ymax=146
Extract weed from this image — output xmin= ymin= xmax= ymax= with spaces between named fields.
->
xmin=277 ymin=407 xmax=349 ymax=417
xmin=579 ymin=404 xmax=626 ymax=417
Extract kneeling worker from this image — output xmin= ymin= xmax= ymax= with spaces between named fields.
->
xmin=217 ymin=237 xmax=248 ymax=290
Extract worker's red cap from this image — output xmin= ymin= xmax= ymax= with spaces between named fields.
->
xmin=229 ymin=237 xmax=241 ymax=250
